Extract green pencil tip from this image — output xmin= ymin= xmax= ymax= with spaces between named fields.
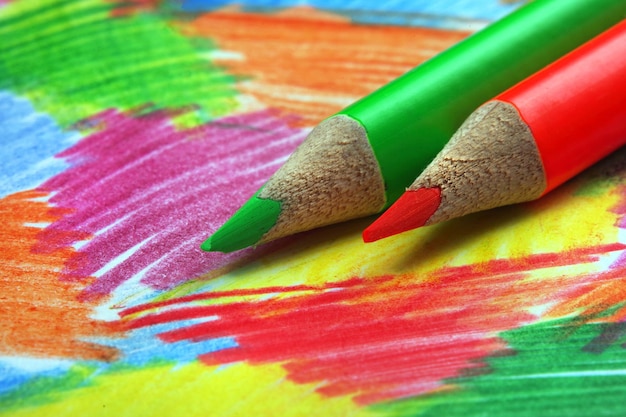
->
xmin=201 ymin=192 xmax=282 ymax=253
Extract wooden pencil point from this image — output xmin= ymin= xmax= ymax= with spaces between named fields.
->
xmin=258 ymin=115 xmax=386 ymax=244
xmin=409 ymin=101 xmax=547 ymax=227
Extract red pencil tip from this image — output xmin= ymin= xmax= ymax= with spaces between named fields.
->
xmin=362 ymin=187 xmax=441 ymax=243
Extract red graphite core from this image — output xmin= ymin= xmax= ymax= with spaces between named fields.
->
xmin=362 ymin=187 xmax=441 ymax=243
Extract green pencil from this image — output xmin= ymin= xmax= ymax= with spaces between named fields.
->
xmin=203 ymin=0 xmax=626 ymax=253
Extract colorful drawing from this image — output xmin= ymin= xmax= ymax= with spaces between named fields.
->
xmin=1 ymin=1 xmax=625 ymax=415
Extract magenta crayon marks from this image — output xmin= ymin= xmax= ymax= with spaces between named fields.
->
xmin=37 ymin=108 xmax=307 ymax=299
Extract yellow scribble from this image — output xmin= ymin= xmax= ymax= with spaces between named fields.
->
xmin=3 ymin=362 xmax=379 ymax=417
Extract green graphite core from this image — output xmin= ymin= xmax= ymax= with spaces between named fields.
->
xmin=201 ymin=191 xmax=281 ymax=252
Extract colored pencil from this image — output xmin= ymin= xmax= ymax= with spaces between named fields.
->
xmin=202 ymin=0 xmax=626 ymax=253
xmin=363 ymin=19 xmax=626 ymax=243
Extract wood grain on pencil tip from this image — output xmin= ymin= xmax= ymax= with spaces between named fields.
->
xmin=364 ymin=19 xmax=626 ymax=242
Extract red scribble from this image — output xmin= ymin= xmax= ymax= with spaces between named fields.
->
xmin=121 ymin=276 xmax=375 ymax=317
xmin=122 ymin=243 xmax=626 ymax=404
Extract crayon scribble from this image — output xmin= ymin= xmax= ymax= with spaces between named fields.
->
xmin=3 ymin=0 xmax=626 ymax=416
xmin=121 ymin=243 xmax=626 ymax=405
xmin=380 ymin=318 xmax=626 ymax=417
xmin=0 ymin=0 xmax=237 ymax=127
xmin=190 ymin=8 xmax=469 ymax=126
xmin=178 ymin=0 xmax=519 ymax=28
xmin=37 ymin=108 xmax=307 ymax=299
xmin=0 ymin=93 xmax=80 ymax=198
xmin=0 ymin=190 xmax=117 ymax=361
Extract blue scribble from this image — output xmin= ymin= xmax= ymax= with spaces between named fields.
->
xmin=0 ymin=92 xmax=80 ymax=198
xmin=0 ymin=357 xmax=74 ymax=395
xmin=90 ymin=318 xmax=238 ymax=367
xmin=178 ymin=0 xmax=522 ymax=27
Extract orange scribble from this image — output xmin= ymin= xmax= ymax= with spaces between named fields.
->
xmin=0 ymin=190 xmax=118 ymax=361
xmin=190 ymin=7 xmax=470 ymax=126
xmin=544 ymin=267 xmax=626 ymax=322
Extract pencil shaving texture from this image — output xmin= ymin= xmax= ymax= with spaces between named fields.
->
xmin=259 ymin=115 xmax=385 ymax=242
xmin=413 ymin=101 xmax=546 ymax=225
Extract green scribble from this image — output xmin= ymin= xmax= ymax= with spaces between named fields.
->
xmin=0 ymin=0 xmax=238 ymax=127
xmin=372 ymin=317 xmax=626 ymax=417
xmin=0 ymin=364 xmax=98 ymax=413
xmin=0 ymin=359 xmax=177 ymax=414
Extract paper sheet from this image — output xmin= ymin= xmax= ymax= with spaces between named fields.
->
xmin=1 ymin=1 xmax=625 ymax=415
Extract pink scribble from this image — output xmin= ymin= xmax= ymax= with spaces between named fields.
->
xmin=37 ymin=108 xmax=307 ymax=299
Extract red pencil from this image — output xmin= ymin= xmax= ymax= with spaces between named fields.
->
xmin=363 ymin=19 xmax=626 ymax=243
